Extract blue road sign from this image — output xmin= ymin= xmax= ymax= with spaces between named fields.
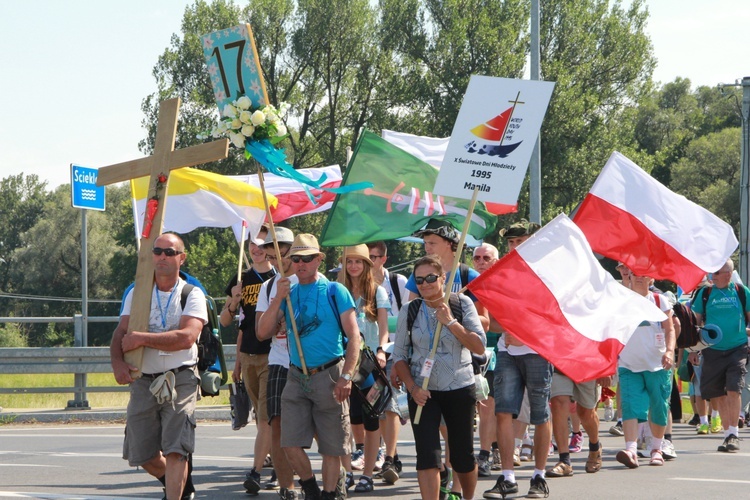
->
xmin=71 ymin=164 xmax=106 ymax=211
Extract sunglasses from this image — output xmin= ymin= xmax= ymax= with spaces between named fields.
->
xmin=152 ymin=247 xmax=182 ymax=257
xmin=473 ymin=255 xmax=494 ymax=263
xmin=290 ymin=254 xmax=317 ymax=263
xmin=414 ymin=273 xmax=440 ymax=285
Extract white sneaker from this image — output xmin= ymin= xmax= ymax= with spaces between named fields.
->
xmin=513 ymin=446 xmax=521 ymax=467
xmin=351 ymin=448 xmax=365 ymax=470
xmin=661 ymin=439 xmax=677 ymax=460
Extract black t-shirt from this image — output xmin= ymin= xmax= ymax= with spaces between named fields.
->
xmin=225 ymin=267 xmax=277 ymax=354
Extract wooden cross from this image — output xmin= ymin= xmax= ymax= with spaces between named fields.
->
xmin=97 ymin=97 xmax=229 ymax=378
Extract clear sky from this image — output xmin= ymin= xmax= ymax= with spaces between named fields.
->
xmin=1 ymin=0 xmax=748 ymax=191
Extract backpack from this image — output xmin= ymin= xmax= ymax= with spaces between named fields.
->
xmin=181 ymin=284 xmax=228 ymax=396
xmin=700 ymin=284 xmax=747 ymax=325
xmin=654 ymin=293 xmax=701 ymax=349
xmin=389 ymin=272 xmax=403 ymax=312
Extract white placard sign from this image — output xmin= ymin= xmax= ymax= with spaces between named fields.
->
xmin=434 ymin=75 xmax=555 ymax=204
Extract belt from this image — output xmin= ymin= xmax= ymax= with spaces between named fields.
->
xmin=141 ymin=364 xmax=195 ymax=380
xmin=291 ymin=357 xmax=343 ymax=376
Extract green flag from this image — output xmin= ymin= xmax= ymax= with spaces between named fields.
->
xmin=320 ymin=130 xmax=497 ymax=246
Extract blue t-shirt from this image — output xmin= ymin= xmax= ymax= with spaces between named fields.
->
xmin=406 ymin=265 xmax=479 ymax=301
xmin=281 ymin=277 xmax=355 ymax=367
xmin=691 ymin=283 xmax=750 ymax=351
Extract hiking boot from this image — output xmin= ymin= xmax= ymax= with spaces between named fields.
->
xmin=710 ymin=416 xmax=723 ymax=433
xmin=661 ymin=439 xmax=676 ymax=460
xmin=483 ymin=475 xmax=519 ymax=499
xmin=568 ymin=432 xmax=583 ymax=453
xmin=687 ymin=413 xmax=700 ymax=426
xmin=697 ymin=423 xmax=709 ymax=435
xmin=546 ymin=461 xmax=573 ymax=477
xmin=491 ymin=448 xmax=502 ymax=470
xmin=585 ymin=447 xmax=602 ymax=473
xmin=439 ymin=468 xmax=453 ymax=500
xmin=615 ymin=449 xmax=639 ymax=469
xmin=527 ymin=475 xmax=549 ymax=499
xmin=609 ymin=422 xmax=624 ymax=436
xmin=722 ymin=434 xmax=740 ymax=452
xmin=350 ymin=449 xmax=365 ymax=470
xmin=353 ymin=476 xmax=373 ymax=493
xmin=244 ymin=467 xmax=262 ymax=495
xmin=279 ymin=488 xmax=298 ymax=500
xmin=380 ymin=460 xmax=399 ymax=484
xmin=477 ymin=453 xmax=491 ymax=477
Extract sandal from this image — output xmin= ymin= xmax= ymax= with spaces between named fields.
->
xmin=354 ymin=476 xmax=374 ymax=492
xmin=649 ymin=449 xmax=664 ymax=466
xmin=615 ymin=449 xmax=639 ymax=469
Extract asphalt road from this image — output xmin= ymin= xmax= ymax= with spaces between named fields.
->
xmin=0 ymin=413 xmax=748 ymax=499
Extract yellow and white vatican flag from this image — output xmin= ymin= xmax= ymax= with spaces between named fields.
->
xmin=131 ymin=167 xmax=275 ymax=242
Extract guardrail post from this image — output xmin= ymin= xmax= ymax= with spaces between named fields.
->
xmin=67 ymin=314 xmax=90 ymax=410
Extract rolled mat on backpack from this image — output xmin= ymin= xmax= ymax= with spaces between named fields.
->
xmin=685 ymin=324 xmax=723 ymax=353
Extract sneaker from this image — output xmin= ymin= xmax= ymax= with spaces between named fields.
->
xmin=345 ymin=472 xmax=354 ymax=491
xmin=279 ymin=488 xmax=298 ymax=500
xmin=649 ymin=449 xmax=664 ymax=466
xmin=335 ymin=467 xmax=347 ymax=499
xmin=520 ymin=443 xmax=533 ymax=462
xmin=710 ymin=416 xmax=723 ymax=433
xmin=353 ymin=476 xmax=373 ymax=493
xmin=615 ymin=449 xmax=639 ymax=469
xmin=568 ymin=432 xmax=583 ymax=453
xmin=721 ymin=434 xmax=740 ymax=452
xmin=380 ymin=460 xmax=399 ymax=484
xmin=350 ymin=449 xmax=365 ymax=470
xmin=264 ymin=454 xmax=274 ymax=468
xmin=609 ymin=422 xmax=624 ymax=437
xmin=585 ymin=447 xmax=602 ymax=473
xmin=527 ymin=475 xmax=549 ymax=499
xmin=661 ymin=439 xmax=676 ymax=460
xmin=244 ymin=467 xmax=262 ymax=495
xmin=546 ymin=461 xmax=573 ymax=477
xmin=697 ymin=423 xmax=709 ymax=435
xmin=394 ymin=458 xmax=403 ymax=474
xmin=374 ymin=447 xmax=385 ymax=471
xmin=265 ymin=470 xmax=280 ymax=490
xmin=447 ymin=494 xmax=461 ymax=500
xmin=687 ymin=414 xmax=700 ymax=426
xmin=439 ymin=468 xmax=453 ymax=500
xmin=483 ymin=475 xmax=519 ymax=499
xmin=513 ymin=446 xmax=521 ymax=467
xmin=491 ymin=448 xmax=502 ymax=470
xmin=739 ymin=417 xmax=745 ymax=429
xmin=477 ymin=454 xmax=491 ymax=477
xmin=604 ymin=405 xmax=615 ymax=422
xmin=299 ymin=478 xmax=321 ymax=500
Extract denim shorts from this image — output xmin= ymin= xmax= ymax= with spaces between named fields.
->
xmin=493 ymin=351 xmax=553 ymax=425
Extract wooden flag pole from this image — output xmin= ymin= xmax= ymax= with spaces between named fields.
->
xmin=414 ymin=187 xmax=480 ymax=425
xmin=257 ymin=168 xmax=308 ymax=375
xmin=237 ymin=222 xmax=247 ymax=284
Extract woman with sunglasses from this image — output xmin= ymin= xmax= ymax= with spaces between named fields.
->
xmin=392 ymin=255 xmax=486 ymax=500
xmin=337 ymin=244 xmax=390 ymax=493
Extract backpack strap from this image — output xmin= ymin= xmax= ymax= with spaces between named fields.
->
xmin=735 ymin=283 xmax=747 ymax=311
xmin=180 ymin=283 xmax=195 ymax=311
xmin=406 ymin=294 xmax=463 ymax=344
xmin=389 ymin=272 xmax=402 ymax=311
xmin=459 ymin=263 xmax=470 ymax=289
xmin=701 ymin=285 xmax=713 ymax=323
xmin=266 ymin=274 xmax=278 ymax=303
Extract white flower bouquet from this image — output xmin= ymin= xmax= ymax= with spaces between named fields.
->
xmin=211 ymin=95 xmax=289 ymax=149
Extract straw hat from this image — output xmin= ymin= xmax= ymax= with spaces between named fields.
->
xmin=288 ymin=233 xmax=324 ymax=257
xmin=340 ymin=244 xmax=373 ymax=266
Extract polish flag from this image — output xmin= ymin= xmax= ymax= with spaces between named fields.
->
xmin=468 ymin=214 xmax=666 ymax=383
xmin=573 ymin=152 xmax=738 ymax=291
xmin=232 ymin=165 xmax=342 ymax=223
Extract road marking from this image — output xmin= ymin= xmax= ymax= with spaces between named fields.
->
xmin=670 ymin=477 xmax=750 ymax=484
xmin=0 ymin=493 xmax=143 ymax=499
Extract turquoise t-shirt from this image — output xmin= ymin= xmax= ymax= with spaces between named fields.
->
xmin=692 ymin=284 xmax=750 ymax=351
xmin=282 ymin=277 xmax=355 ymax=367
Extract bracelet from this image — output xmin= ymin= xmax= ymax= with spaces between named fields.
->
xmin=446 ymin=318 xmax=458 ymax=327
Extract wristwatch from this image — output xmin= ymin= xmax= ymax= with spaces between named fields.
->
xmin=341 ymin=373 xmax=352 ymax=382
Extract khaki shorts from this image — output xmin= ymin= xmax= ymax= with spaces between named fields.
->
xmin=550 ymin=371 xmax=600 ymax=410
xmin=281 ymin=359 xmax=351 ymax=457
xmin=240 ymin=352 xmax=270 ymax=423
xmin=123 ymin=366 xmax=199 ymax=466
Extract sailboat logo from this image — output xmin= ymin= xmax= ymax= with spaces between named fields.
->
xmin=465 ymin=92 xmax=524 ymax=157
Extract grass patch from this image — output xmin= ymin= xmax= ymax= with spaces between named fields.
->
xmin=0 ymin=373 xmax=229 ymax=409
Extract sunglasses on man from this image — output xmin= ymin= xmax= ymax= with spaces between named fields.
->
xmin=414 ymin=274 xmax=440 ymax=285
xmin=152 ymin=247 xmax=183 ymax=257
xmin=473 ymin=255 xmax=494 ymax=263
xmin=290 ymin=254 xmax=317 ymax=264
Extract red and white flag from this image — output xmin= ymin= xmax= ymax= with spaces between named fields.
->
xmin=232 ymin=165 xmax=342 ymax=223
xmin=468 ymin=214 xmax=666 ymax=383
xmin=573 ymin=152 xmax=738 ymax=291
xmin=382 ymin=129 xmax=516 ymax=215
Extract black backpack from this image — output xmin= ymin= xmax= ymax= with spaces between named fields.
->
xmin=653 ymin=293 xmax=701 ymax=349
xmin=181 ymin=284 xmax=228 ymax=396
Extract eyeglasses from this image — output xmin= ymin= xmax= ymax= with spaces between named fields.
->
xmin=369 ymin=254 xmax=383 ymax=260
xmin=414 ymin=274 xmax=440 ymax=285
xmin=152 ymin=247 xmax=182 ymax=257
xmin=473 ymin=255 xmax=494 ymax=263
xmin=290 ymin=254 xmax=317 ymax=264
xmin=267 ymin=250 xmax=289 ymax=261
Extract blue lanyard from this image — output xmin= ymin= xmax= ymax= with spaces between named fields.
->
xmin=421 ymin=302 xmax=437 ymax=347
xmin=156 ymin=282 xmax=178 ymax=329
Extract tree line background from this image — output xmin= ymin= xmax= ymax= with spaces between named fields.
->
xmin=0 ymin=0 xmax=743 ymax=348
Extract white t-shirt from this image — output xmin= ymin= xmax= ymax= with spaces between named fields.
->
xmin=382 ymin=269 xmax=408 ymax=317
xmin=355 ymin=285 xmax=390 ymax=351
xmin=618 ymin=292 xmax=671 ymax=372
xmin=257 ymin=274 xmax=301 ymax=368
xmin=121 ymin=278 xmax=208 ymax=374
